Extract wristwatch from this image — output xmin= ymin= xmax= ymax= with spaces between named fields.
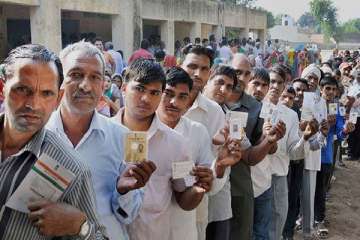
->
xmin=78 ymin=219 xmax=91 ymax=239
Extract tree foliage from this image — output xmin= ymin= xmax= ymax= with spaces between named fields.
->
xmin=274 ymin=14 xmax=284 ymax=26
xmin=297 ymin=12 xmax=317 ymax=29
xmin=266 ymin=11 xmax=275 ymax=29
xmin=310 ymin=0 xmax=339 ymax=41
xmin=341 ymin=19 xmax=360 ymax=33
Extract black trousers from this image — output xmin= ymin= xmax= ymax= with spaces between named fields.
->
xmin=206 ymin=219 xmax=231 ymax=240
xmin=348 ymin=117 xmax=360 ymax=159
xmin=314 ymin=164 xmax=332 ymax=222
xmin=283 ymin=160 xmax=304 ymax=238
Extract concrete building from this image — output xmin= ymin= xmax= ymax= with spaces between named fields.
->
xmin=0 ymin=0 xmax=267 ymax=61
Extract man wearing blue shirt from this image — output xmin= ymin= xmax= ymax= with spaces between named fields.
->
xmin=314 ymin=75 xmax=355 ymax=238
xmin=46 ymin=41 xmax=155 ymax=240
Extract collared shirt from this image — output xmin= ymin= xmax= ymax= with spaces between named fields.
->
xmin=47 ymin=110 xmax=143 ymax=240
xmin=185 ymin=94 xmax=252 ymax=223
xmin=113 ymin=110 xmax=190 ymax=240
xmin=184 ymin=94 xmax=232 ymax=224
xmin=302 ymin=99 xmax=327 ymax=171
xmin=0 ymin=115 xmax=106 ymax=240
xmin=269 ymin=104 xmax=306 ymax=176
xmin=321 ymin=110 xmax=346 ymax=164
xmin=224 ymin=92 xmax=263 ymax=197
xmin=170 ymin=116 xmax=213 ymax=240
xmin=348 ymin=81 xmax=360 ymax=114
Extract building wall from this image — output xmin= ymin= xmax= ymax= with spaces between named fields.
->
xmin=0 ymin=0 xmax=267 ymax=60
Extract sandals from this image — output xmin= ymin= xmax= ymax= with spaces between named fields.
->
xmin=315 ymin=222 xmax=329 ymax=239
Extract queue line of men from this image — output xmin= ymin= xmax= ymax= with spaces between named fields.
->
xmin=0 ymin=42 xmax=355 ymax=240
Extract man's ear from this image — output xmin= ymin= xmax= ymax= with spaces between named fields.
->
xmin=56 ymin=89 xmax=64 ymax=108
xmin=121 ymin=82 xmax=127 ymax=92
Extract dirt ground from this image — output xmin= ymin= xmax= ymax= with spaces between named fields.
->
xmin=295 ymin=160 xmax=360 ymax=240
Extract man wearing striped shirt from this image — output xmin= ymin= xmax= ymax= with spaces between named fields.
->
xmin=0 ymin=44 xmax=106 ymax=239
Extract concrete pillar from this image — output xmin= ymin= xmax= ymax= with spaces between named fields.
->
xmin=112 ymin=0 xmax=142 ymax=61
xmin=161 ymin=20 xmax=174 ymax=55
xmin=214 ymin=25 xmax=223 ymax=41
xmin=190 ymin=22 xmax=201 ymax=43
xmin=30 ymin=0 xmax=61 ymax=54
xmin=0 ymin=5 xmax=7 ymax=60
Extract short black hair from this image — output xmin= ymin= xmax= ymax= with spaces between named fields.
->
xmin=123 ymin=58 xmax=166 ymax=90
xmin=333 ymin=69 xmax=341 ymax=76
xmin=94 ymin=37 xmax=103 ymax=43
xmin=269 ymin=64 xmax=286 ymax=82
xmin=166 ymin=66 xmax=193 ymax=91
xmin=280 ymin=64 xmax=292 ymax=76
xmin=284 ymin=85 xmax=296 ymax=95
xmin=140 ymin=39 xmax=150 ymax=50
xmin=319 ymin=74 xmax=338 ymax=88
xmin=250 ymin=67 xmax=270 ymax=84
xmin=292 ymin=78 xmax=309 ymax=89
xmin=202 ymin=38 xmax=208 ymax=44
xmin=195 ymin=37 xmax=201 ymax=44
xmin=182 ymin=44 xmax=215 ymax=67
xmin=209 ymin=65 xmax=238 ymax=89
xmin=1 ymin=44 xmax=63 ymax=88
xmin=154 ymin=49 xmax=166 ymax=62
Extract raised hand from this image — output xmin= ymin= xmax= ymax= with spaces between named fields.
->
xmin=117 ymin=160 xmax=157 ymax=194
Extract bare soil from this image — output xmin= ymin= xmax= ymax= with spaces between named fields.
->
xmin=295 ymin=160 xmax=360 ymax=240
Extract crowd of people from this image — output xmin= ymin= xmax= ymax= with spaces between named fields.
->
xmin=0 ymin=33 xmax=359 ymax=240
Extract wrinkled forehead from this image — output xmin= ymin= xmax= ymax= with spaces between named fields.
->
xmin=232 ymin=58 xmax=251 ymax=71
xmin=62 ymin=50 xmax=104 ymax=74
xmin=6 ymin=58 xmax=58 ymax=84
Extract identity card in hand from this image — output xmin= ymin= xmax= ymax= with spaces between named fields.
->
xmin=6 ymin=154 xmax=75 ymax=213
xmin=328 ymin=103 xmax=338 ymax=115
xmin=349 ymin=111 xmax=358 ymax=124
xmin=228 ymin=111 xmax=248 ymax=140
xmin=125 ymin=132 xmax=148 ymax=163
xmin=260 ymin=101 xmax=276 ymax=121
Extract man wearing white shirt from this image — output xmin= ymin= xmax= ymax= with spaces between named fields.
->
xmin=113 ymin=58 xmax=212 ymax=240
xmin=46 ymin=41 xmax=155 ymax=240
xmin=180 ymin=45 xmax=227 ymax=240
xmin=300 ymin=66 xmax=330 ymax=240
xmin=204 ymin=64 xmax=286 ymax=240
xmin=157 ymin=67 xmax=243 ymax=240
xmin=266 ymin=65 xmax=318 ymax=240
xmin=218 ymin=39 xmax=233 ymax=64
xmin=347 ymin=70 xmax=360 ymax=161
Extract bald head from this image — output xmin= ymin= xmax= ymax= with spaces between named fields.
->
xmin=232 ymin=53 xmax=251 ymax=70
xmin=231 ymin=53 xmax=252 ymax=93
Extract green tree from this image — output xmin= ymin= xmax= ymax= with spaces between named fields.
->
xmin=341 ymin=19 xmax=360 ymax=33
xmin=310 ymin=0 xmax=339 ymax=42
xmin=266 ymin=11 xmax=275 ymax=28
xmin=274 ymin=14 xmax=284 ymax=26
xmin=297 ymin=12 xmax=317 ymax=28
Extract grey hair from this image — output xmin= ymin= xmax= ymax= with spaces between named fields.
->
xmin=59 ymin=40 xmax=106 ymax=75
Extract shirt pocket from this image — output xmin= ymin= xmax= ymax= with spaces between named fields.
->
xmin=142 ymin=174 xmax=172 ymax=215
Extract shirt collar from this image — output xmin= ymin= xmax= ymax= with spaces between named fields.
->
xmin=53 ymin=109 xmax=105 ymax=140
xmin=226 ymin=92 xmax=253 ymax=110
xmin=0 ymin=113 xmax=45 ymax=158
xmin=114 ymin=108 xmax=165 ymax=140
xmin=189 ymin=94 xmax=209 ymax=113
